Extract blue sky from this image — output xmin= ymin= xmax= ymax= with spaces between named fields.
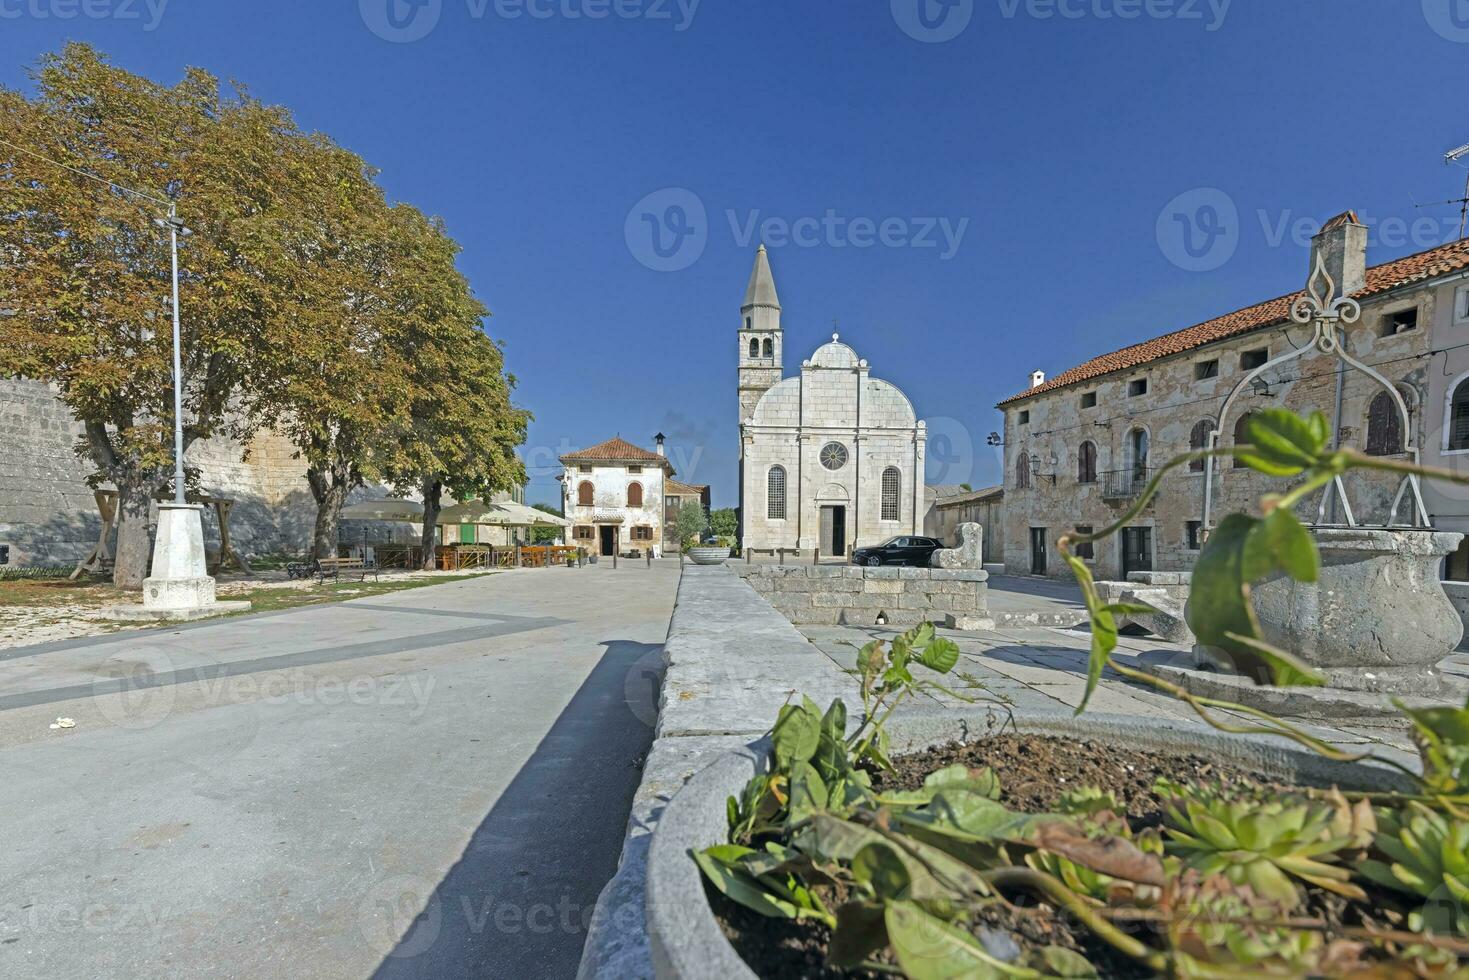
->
xmin=5 ymin=1 xmax=1469 ymax=507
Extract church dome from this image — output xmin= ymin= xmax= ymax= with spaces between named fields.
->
xmin=808 ymin=334 xmax=860 ymax=369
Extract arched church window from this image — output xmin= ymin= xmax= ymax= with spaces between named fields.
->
xmin=577 ymin=481 xmax=594 ymax=507
xmin=628 ymin=482 xmax=644 ymax=507
xmin=767 ymin=466 xmax=787 ymax=520
xmin=763 ymin=338 xmax=773 ymax=358
xmin=881 ymin=468 xmax=901 ymax=521
xmin=748 ymin=338 xmax=759 ymax=358
xmin=1366 ymin=391 xmax=1404 ymax=456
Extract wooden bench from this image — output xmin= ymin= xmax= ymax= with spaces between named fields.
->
xmin=314 ymin=557 xmax=379 ymax=583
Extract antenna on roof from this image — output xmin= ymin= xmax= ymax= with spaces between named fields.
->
xmin=1436 ymin=143 xmax=1469 ymax=240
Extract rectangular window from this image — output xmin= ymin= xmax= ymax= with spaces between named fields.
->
xmin=579 ymin=465 xmax=592 ymax=474
xmin=1382 ymin=308 xmax=1418 ymax=337
xmin=574 ymin=525 xmax=594 ymax=540
xmin=1080 ymin=392 xmax=1097 ymax=409
xmin=628 ymin=465 xmax=642 ymax=474
xmin=1186 ymin=520 xmax=1202 ymax=551
xmin=1018 ymin=410 xmax=1030 ymax=425
xmin=1128 ymin=378 xmax=1148 ymax=397
xmin=631 ymin=526 xmax=653 ymax=541
xmin=1240 ymin=348 xmax=1268 ymax=370
xmin=1075 ymin=526 xmax=1094 ymax=561
xmin=1195 ymin=359 xmax=1219 ymax=380
xmin=1457 ymin=285 xmax=1469 ymax=325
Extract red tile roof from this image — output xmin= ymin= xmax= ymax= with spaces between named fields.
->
xmin=997 ymin=237 xmax=1469 ymax=408
xmin=560 ymin=437 xmax=671 ymax=466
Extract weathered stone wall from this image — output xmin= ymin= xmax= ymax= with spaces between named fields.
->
xmin=926 ymin=491 xmax=1003 ymax=561
xmin=1000 ymin=282 xmax=1436 ymax=581
xmin=0 ymin=378 xmax=321 ymax=566
xmin=734 ymin=563 xmax=987 ymax=627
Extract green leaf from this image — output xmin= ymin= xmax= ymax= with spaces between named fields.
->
xmin=1242 ymin=508 xmax=1319 ymax=584
xmin=771 ymin=702 xmax=821 ymax=771
xmin=1040 ymin=946 xmax=1098 ymax=978
xmin=1235 ymin=409 xmax=1329 ymax=477
xmin=828 ymin=902 xmax=890 ymax=969
xmin=884 ymin=901 xmax=1019 ymax=980
xmin=821 ymin=698 xmax=848 ymax=742
xmin=692 ymin=848 xmax=805 ymax=921
xmin=788 ymin=761 xmax=829 ymax=821
xmin=918 ymin=637 xmax=961 ymax=675
xmin=851 ymin=842 xmax=913 ymax=899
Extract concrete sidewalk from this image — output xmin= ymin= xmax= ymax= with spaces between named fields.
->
xmin=1 ymin=560 xmax=682 ymax=980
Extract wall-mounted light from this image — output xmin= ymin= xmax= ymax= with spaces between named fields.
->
xmin=986 ymin=432 xmax=1004 ymax=447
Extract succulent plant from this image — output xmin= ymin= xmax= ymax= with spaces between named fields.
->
xmin=1359 ymin=802 xmax=1469 ymax=937
xmin=1155 ymin=780 xmax=1364 ymax=907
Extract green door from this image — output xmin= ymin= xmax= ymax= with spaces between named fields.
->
xmin=460 ymin=524 xmax=477 ymax=544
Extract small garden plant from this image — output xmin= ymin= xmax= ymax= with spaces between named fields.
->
xmin=695 ymin=409 xmax=1469 ymax=977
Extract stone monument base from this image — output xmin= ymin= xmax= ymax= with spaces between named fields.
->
xmin=97 ymin=502 xmax=251 ymax=623
xmin=96 ymin=599 xmax=253 ymax=623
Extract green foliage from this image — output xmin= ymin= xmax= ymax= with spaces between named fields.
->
xmin=674 ymin=501 xmax=709 ymax=550
xmin=528 ymin=504 xmax=564 ymax=545
xmin=709 ymin=507 xmax=738 ymax=540
xmin=1360 ymin=802 xmax=1469 ymax=936
xmin=1398 ymin=694 xmax=1469 ymax=796
xmin=1155 ymin=780 xmax=1363 ymax=907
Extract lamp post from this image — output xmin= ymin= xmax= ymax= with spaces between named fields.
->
xmin=159 ymin=205 xmax=187 ymax=505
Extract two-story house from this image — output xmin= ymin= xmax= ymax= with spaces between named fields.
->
xmin=560 ymin=436 xmax=677 ymax=558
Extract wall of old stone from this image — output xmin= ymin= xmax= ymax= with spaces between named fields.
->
xmin=733 ymin=563 xmax=987 ymax=627
xmin=1000 ymin=284 xmax=1435 ymax=581
xmin=0 ymin=378 xmax=320 ymax=566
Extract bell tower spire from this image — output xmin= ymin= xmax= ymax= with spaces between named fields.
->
xmin=738 ymin=245 xmax=783 ymax=423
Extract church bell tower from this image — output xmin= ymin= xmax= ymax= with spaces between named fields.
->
xmin=738 ymin=244 xmax=783 ymax=423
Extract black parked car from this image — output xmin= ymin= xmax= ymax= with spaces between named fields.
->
xmin=851 ymin=536 xmax=945 ymax=567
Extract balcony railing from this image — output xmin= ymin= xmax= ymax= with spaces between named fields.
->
xmin=1100 ymin=468 xmax=1152 ymax=501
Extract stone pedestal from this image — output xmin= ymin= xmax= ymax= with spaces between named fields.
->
xmin=98 ymin=504 xmax=251 ymax=622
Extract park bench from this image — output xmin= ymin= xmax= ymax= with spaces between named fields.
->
xmin=313 ymin=557 xmax=379 ymax=584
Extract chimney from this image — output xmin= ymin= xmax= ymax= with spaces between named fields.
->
xmin=655 ymin=433 xmax=666 ymax=457
xmin=1029 ymin=370 xmax=1046 ymax=389
xmin=1310 ymin=211 xmax=1367 ymax=299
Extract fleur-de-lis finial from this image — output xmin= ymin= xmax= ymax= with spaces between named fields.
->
xmin=1290 ymin=253 xmax=1362 ymax=331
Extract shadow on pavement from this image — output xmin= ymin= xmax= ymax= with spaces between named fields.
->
xmin=372 ymin=638 xmax=664 ymax=980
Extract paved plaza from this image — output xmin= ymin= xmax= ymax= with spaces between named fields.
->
xmin=1 ymin=561 xmax=681 ymax=980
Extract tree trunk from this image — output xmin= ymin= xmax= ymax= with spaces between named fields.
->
xmin=419 ymin=478 xmax=443 ymax=571
xmin=112 ymin=477 xmax=154 ymax=589
xmin=307 ymin=462 xmax=353 ymax=560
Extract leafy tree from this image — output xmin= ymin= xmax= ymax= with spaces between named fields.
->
xmin=529 ymin=504 xmax=564 ymax=545
xmin=710 ymin=507 xmax=737 ymax=540
xmin=675 ymin=499 xmax=709 ymax=549
xmin=0 ymin=45 xmax=316 ymax=585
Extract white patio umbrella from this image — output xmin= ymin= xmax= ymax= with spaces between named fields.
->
xmin=339 ymin=499 xmax=424 ymax=522
xmin=436 ymin=500 xmax=518 ymax=525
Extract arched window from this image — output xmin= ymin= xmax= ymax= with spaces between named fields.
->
xmin=1077 ymin=441 xmax=1098 ymax=484
xmin=767 ymin=466 xmax=787 ymax=520
xmin=748 ymin=338 xmax=759 ymax=358
xmin=762 ymin=337 xmax=773 ymax=358
xmin=1366 ymin=391 xmax=1404 ymax=456
xmin=627 ymin=482 xmax=644 ymax=507
xmin=1015 ymin=452 xmax=1031 ymax=490
xmin=881 ymin=468 xmax=901 ymax=521
xmin=1189 ymin=420 xmax=1213 ymax=472
xmin=1128 ymin=428 xmax=1149 ymax=481
xmin=577 ymin=481 xmax=594 ymax=507
xmin=1451 ymin=380 xmax=1469 ymax=451
xmin=1233 ymin=413 xmax=1257 ymax=469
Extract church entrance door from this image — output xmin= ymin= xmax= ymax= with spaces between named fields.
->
xmin=599 ymin=526 xmax=617 ymax=558
xmin=820 ymin=506 xmax=847 ymax=559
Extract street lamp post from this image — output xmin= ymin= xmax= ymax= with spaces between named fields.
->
xmin=160 ymin=206 xmax=188 ymax=505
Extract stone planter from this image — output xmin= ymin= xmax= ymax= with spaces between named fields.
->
xmin=686 ymin=547 xmax=730 ymax=567
xmin=644 ymin=711 xmax=1415 ymax=980
xmin=1203 ymin=527 xmax=1464 ymax=695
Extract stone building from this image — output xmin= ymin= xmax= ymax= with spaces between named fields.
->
xmin=663 ymin=477 xmax=711 ymax=552
xmin=997 ymin=213 xmax=1469 ymax=583
xmin=0 ymin=377 xmax=319 ymax=568
xmin=736 ymin=247 xmax=928 ymax=559
xmin=560 ymin=436 xmax=676 ymax=558
xmin=924 ymin=485 xmax=1004 ymax=564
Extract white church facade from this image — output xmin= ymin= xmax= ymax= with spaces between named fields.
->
xmin=737 ymin=246 xmax=928 ymax=559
